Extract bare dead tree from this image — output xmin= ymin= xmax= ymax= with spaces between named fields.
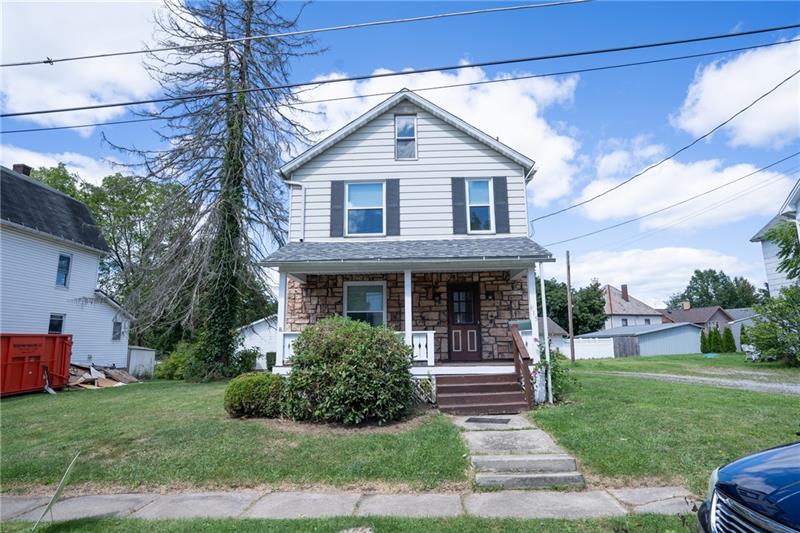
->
xmin=109 ymin=0 xmax=318 ymax=377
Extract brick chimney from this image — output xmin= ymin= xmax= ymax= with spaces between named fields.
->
xmin=682 ymin=300 xmax=691 ymax=310
xmin=621 ymin=284 xmax=629 ymax=302
xmin=13 ymin=163 xmax=32 ymax=176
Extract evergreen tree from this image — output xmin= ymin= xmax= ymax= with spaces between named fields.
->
xmin=700 ymin=330 xmax=709 ymax=353
xmin=721 ymin=327 xmax=736 ymax=353
xmin=708 ymin=327 xmax=723 ymax=353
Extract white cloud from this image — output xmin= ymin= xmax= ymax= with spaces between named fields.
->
xmin=0 ymin=144 xmax=118 ymax=185
xmin=291 ymin=66 xmax=581 ymax=206
xmin=567 ymin=247 xmax=757 ymax=307
xmin=578 ymin=138 xmax=795 ymax=230
xmin=0 ymin=2 xmax=162 ymax=136
xmin=672 ymin=40 xmax=800 ymax=148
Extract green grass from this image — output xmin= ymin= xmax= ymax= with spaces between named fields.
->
xmin=0 ymin=381 xmax=468 ymax=492
xmin=533 ymin=373 xmax=800 ymax=494
xmin=3 ymin=515 xmax=697 ymax=532
xmin=572 ymin=352 xmax=800 ymax=382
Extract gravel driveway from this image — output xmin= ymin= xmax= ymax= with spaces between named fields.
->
xmin=592 ymin=371 xmax=800 ymax=396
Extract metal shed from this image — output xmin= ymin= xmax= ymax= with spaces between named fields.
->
xmin=577 ymin=323 xmax=702 ymax=357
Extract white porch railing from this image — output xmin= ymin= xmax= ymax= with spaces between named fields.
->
xmin=279 ymin=330 xmax=435 ymax=367
xmin=518 ymin=329 xmax=540 ymax=363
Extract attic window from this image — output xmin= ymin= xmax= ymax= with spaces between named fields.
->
xmin=395 ymin=115 xmax=416 ymax=160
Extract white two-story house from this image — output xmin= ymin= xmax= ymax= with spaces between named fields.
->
xmin=0 ymin=164 xmax=132 ymax=368
xmin=263 ymin=89 xmax=556 ymax=412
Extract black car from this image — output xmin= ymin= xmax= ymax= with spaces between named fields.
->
xmin=698 ymin=442 xmax=800 ymax=532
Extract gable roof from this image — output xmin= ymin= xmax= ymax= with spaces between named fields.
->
xmin=279 ymin=89 xmax=535 ymax=178
xmin=578 ymin=322 xmax=701 ymax=338
xmin=725 ymin=307 xmax=757 ymax=321
xmin=659 ymin=306 xmax=733 ymax=325
xmin=1 ymin=166 xmax=109 ymax=253
xmin=603 ymin=285 xmax=662 ymax=317
xmin=539 ymin=317 xmax=568 ymax=337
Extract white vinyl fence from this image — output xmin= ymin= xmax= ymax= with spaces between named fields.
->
xmin=552 ymin=337 xmax=615 ymax=360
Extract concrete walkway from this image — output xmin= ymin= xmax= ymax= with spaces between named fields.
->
xmin=596 ymin=371 xmax=800 ymax=395
xmin=1 ymin=486 xmax=696 ymax=523
xmin=453 ymin=414 xmax=584 ymax=488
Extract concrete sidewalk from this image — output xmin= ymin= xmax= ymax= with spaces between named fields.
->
xmin=2 ymin=486 xmax=696 ymax=523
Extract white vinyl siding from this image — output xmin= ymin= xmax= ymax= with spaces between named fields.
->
xmin=760 ymin=240 xmax=796 ymax=297
xmin=0 ymin=226 xmax=130 ymax=367
xmin=288 ymin=102 xmax=528 ymax=242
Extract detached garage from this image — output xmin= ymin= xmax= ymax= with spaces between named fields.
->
xmin=578 ymin=323 xmax=702 ymax=357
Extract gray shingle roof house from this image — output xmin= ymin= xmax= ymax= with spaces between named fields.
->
xmin=579 ymin=323 xmax=702 ymax=356
xmin=262 ymin=89 xmax=557 ymax=410
xmin=602 ymin=284 xmax=663 ymax=330
xmin=660 ymin=306 xmax=733 ymax=333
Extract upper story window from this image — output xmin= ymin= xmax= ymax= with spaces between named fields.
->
xmin=621 ymin=318 xmax=629 ymax=326
xmin=49 ymin=314 xmax=65 ymax=334
xmin=645 ymin=318 xmax=651 ymax=325
xmin=112 ymin=321 xmax=123 ymax=341
xmin=346 ymin=182 xmax=385 ymax=236
xmin=466 ymin=178 xmax=494 ymax=233
xmin=55 ymin=253 xmax=72 ymax=288
xmin=395 ymin=115 xmax=416 ymax=160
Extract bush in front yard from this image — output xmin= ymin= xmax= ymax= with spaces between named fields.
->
xmin=155 ymin=341 xmax=196 ymax=380
xmin=283 ymin=315 xmax=414 ymax=425
xmin=721 ymin=327 xmax=737 ymax=353
xmin=749 ymin=286 xmax=800 ymax=365
xmin=536 ymin=347 xmax=578 ymax=402
xmin=224 ymin=372 xmax=283 ymax=418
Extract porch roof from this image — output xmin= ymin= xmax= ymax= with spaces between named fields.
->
xmin=262 ymin=237 xmax=553 ymax=272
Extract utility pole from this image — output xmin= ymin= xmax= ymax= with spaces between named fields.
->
xmin=566 ymin=250 xmax=576 ymax=363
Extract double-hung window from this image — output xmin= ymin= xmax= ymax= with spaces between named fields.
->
xmin=344 ymin=282 xmax=386 ymax=326
xmin=395 ymin=115 xmax=416 ymax=160
xmin=466 ymin=178 xmax=494 ymax=233
xmin=346 ymin=182 xmax=384 ymax=235
xmin=49 ymin=314 xmax=65 ymax=334
xmin=55 ymin=253 xmax=72 ymax=287
xmin=112 ymin=321 xmax=123 ymax=341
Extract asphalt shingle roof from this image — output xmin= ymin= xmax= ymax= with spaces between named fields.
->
xmin=726 ymin=307 xmax=757 ymax=321
xmin=1 ymin=166 xmax=109 ymax=252
xmin=603 ymin=285 xmax=662 ymax=316
xmin=660 ymin=306 xmax=732 ymax=325
xmin=263 ymin=237 xmax=552 ymax=264
xmin=578 ymin=322 xmax=701 ymax=338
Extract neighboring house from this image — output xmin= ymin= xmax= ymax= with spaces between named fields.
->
xmin=578 ymin=323 xmax=702 ymax=357
xmin=660 ymin=304 xmax=733 ymax=333
xmin=263 ymin=89 xmax=555 ymax=411
xmin=0 ymin=164 xmax=132 ymax=368
xmin=237 ymin=315 xmax=277 ymax=370
xmin=726 ymin=307 xmax=758 ymax=350
xmin=602 ymin=284 xmax=663 ymax=329
xmin=750 ymin=178 xmax=799 ymax=297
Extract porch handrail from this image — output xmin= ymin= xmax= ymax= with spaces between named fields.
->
xmin=510 ymin=324 xmax=533 ymax=409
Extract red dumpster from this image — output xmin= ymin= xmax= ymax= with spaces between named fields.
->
xmin=0 ymin=334 xmax=72 ymax=397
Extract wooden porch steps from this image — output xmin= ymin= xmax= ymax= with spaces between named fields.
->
xmin=437 ymin=373 xmax=527 ymax=415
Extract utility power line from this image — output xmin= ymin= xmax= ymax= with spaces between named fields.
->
xmin=532 ymin=68 xmax=800 ymax=223
xmin=2 ymin=23 xmax=798 ymax=119
xmin=0 ymin=0 xmax=589 ymax=68
xmin=4 ymin=38 xmax=797 ymax=135
xmin=542 ymin=152 xmax=800 ymax=247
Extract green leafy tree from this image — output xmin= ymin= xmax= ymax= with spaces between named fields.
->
xmin=708 ymin=327 xmax=723 ymax=353
xmin=536 ymin=277 xmax=569 ymax=333
xmin=30 ymin=164 xmax=83 ymax=199
xmin=763 ymin=221 xmax=800 ymax=282
xmin=572 ymin=280 xmax=607 ymax=335
xmin=721 ymin=327 xmax=736 ymax=353
xmin=666 ymin=269 xmax=761 ymax=308
xmin=739 ymin=324 xmax=750 ymax=346
xmin=749 ymin=286 xmax=800 ymax=365
xmin=700 ymin=330 xmax=709 ymax=353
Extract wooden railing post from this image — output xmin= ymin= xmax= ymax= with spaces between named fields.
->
xmin=510 ymin=324 xmax=533 ymax=409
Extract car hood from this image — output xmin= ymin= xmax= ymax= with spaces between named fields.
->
xmin=717 ymin=442 xmax=800 ymax=528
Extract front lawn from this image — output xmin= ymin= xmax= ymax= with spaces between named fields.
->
xmin=3 ymin=515 xmax=697 ymax=532
xmin=533 ymin=373 xmax=799 ymax=494
xmin=573 ymin=352 xmax=800 ymax=382
xmin=0 ymin=381 xmax=468 ymax=492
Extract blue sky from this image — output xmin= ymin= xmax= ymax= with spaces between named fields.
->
xmin=2 ymin=1 xmax=799 ymax=305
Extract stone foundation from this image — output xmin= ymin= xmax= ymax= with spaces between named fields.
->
xmin=285 ymin=271 xmax=529 ymax=361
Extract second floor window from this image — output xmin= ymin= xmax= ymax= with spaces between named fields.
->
xmin=622 ymin=318 xmax=629 ymax=326
xmin=56 ymin=254 xmax=71 ymax=287
xmin=346 ymin=182 xmax=384 ymax=235
xmin=645 ymin=318 xmax=651 ymax=325
xmin=466 ymin=178 xmax=494 ymax=232
xmin=395 ymin=115 xmax=416 ymax=159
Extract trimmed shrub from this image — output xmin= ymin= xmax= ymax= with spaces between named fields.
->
xmin=154 ymin=341 xmax=195 ymax=380
xmin=708 ymin=327 xmax=723 ymax=353
xmin=284 ymin=315 xmax=414 ymax=426
xmin=700 ymin=330 xmax=709 ymax=353
xmin=224 ymin=372 xmax=283 ymax=418
xmin=265 ymin=352 xmax=276 ymax=372
xmin=232 ymin=347 xmax=260 ymax=375
xmin=721 ymin=327 xmax=737 ymax=353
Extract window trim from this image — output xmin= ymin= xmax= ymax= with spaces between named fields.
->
xmin=112 ymin=320 xmax=123 ymax=341
xmin=343 ymin=281 xmax=387 ymax=326
xmin=394 ymin=114 xmax=417 ymax=161
xmin=55 ymin=253 xmax=73 ymax=289
xmin=48 ymin=313 xmax=66 ymax=334
xmin=621 ymin=318 xmax=629 ymax=327
xmin=344 ymin=181 xmax=386 ymax=237
xmin=465 ymin=177 xmax=495 ymax=234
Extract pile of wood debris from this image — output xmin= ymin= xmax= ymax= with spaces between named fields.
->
xmin=68 ymin=363 xmax=139 ymax=390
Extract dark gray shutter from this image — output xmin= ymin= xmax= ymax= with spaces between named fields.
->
xmin=386 ymin=179 xmax=400 ymax=236
xmin=330 ymin=181 xmax=345 ymax=237
xmin=493 ymin=176 xmax=510 ymax=234
xmin=451 ymin=177 xmax=467 ymax=234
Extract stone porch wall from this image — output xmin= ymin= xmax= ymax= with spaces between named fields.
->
xmin=285 ymin=271 xmax=529 ymax=361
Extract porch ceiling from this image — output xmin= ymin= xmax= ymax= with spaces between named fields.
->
xmin=261 ymin=237 xmax=553 ymax=273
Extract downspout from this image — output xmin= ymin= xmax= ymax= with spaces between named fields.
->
xmin=524 ymin=165 xmax=537 ymax=239
xmin=285 ymin=177 xmax=305 ymax=242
